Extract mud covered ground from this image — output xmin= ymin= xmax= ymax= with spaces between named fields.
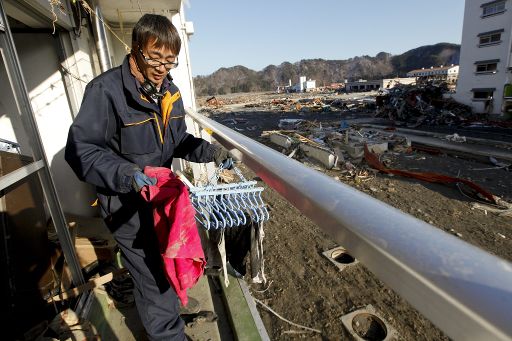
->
xmin=198 ymin=92 xmax=512 ymax=341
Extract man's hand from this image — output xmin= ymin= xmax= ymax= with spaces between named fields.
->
xmin=213 ymin=146 xmax=234 ymax=170
xmin=132 ymin=170 xmax=157 ymax=192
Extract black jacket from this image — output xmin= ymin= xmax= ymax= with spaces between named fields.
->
xmin=65 ymin=55 xmax=215 ymax=195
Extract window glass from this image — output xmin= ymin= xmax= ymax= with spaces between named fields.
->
xmin=490 ymin=33 xmax=501 ymax=42
xmin=0 ymin=54 xmax=36 ymax=167
xmin=479 ymin=32 xmax=501 ymax=45
xmin=476 ymin=63 xmax=497 ymax=73
xmin=480 ymin=36 xmax=490 ymax=44
xmin=504 ymin=84 xmax=512 ymax=98
xmin=482 ymin=1 xmax=506 ymax=16
xmin=473 ymin=91 xmax=493 ymax=99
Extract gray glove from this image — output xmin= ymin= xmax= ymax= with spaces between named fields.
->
xmin=132 ymin=170 xmax=157 ymax=192
xmin=213 ymin=146 xmax=234 ymax=170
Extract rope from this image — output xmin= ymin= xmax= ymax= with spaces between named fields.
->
xmin=254 ymin=298 xmax=322 ymax=334
xmin=49 ymin=0 xmax=66 ymax=34
xmin=79 ymin=0 xmax=131 ymax=52
xmin=60 ymin=65 xmax=89 ymax=84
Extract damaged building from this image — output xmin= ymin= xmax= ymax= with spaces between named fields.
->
xmin=345 ymin=77 xmax=416 ymax=92
xmin=407 ymin=64 xmax=459 ymax=86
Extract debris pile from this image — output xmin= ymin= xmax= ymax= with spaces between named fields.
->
xmin=204 ymin=94 xmax=379 ymax=114
xmin=205 ymin=96 xmax=225 ymax=107
xmin=262 ymin=120 xmax=411 ymax=183
xmin=263 ymin=118 xmax=507 ymax=206
xmin=265 ymin=96 xmax=375 ymax=113
xmin=375 ymin=83 xmax=472 ymax=127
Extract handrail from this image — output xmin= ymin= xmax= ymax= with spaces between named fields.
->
xmin=185 ymin=108 xmax=512 ymax=341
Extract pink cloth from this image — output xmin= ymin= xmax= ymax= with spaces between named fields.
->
xmin=140 ymin=166 xmax=206 ymax=306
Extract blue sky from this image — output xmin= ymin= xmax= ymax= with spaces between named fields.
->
xmin=186 ymin=0 xmax=465 ymax=76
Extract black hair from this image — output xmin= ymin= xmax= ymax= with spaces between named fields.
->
xmin=132 ymin=14 xmax=181 ymax=54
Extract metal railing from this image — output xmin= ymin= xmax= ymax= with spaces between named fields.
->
xmin=185 ymin=108 xmax=512 ymax=341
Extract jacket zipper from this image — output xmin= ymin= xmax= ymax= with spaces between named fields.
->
xmin=152 ymin=112 xmax=165 ymax=144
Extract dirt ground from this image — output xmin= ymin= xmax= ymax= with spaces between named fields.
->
xmin=198 ymin=92 xmax=512 ymax=341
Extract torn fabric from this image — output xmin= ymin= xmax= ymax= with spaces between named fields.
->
xmin=140 ymin=166 xmax=206 ymax=305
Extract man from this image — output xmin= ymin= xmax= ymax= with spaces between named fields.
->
xmin=65 ymin=14 xmax=230 ymax=340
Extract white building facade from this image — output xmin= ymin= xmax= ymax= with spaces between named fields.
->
xmin=407 ymin=65 xmax=459 ymax=85
xmin=454 ymin=0 xmax=512 ymax=116
xmin=345 ymin=77 xmax=416 ymax=92
xmin=291 ymin=75 xmax=316 ymax=92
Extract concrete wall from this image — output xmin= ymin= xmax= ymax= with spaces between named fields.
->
xmin=381 ymin=77 xmax=416 ymax=89
xmin=346 ymin=80 xmax=380 ymax=92
xmin=455 ymin=0 xmax=512 ymax=115
xmin=12 ymin=32 xmax=97 ymax=217
xmin=305 ymin=80 xmax=316 ymax=90
xmin=0 ymin=54 xmax=33 ymax=157
xmin=172 ymin=4 xmax=215 ymax=179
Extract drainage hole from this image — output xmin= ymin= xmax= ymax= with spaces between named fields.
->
xmin=331 ymin=249 xmax=355 ymax=264
xmin=352 ymin=313 xmax=387 ymax=341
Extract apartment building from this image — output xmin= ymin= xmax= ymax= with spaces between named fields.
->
xmin=454 ymin=0 xmax=512 ymax=115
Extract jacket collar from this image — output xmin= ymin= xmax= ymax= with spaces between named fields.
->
xmin=121 ymin=55 xmax=178 ymax=111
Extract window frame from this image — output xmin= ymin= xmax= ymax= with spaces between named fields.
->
xmin=471 ymin=88 xmax=495 ymax=101
xmin=474 ymin=59 xmax=499 ymax=74
xmin=481 ymin=0 xmax=506 ymax=17
xmin=478 ymin=29 xmax=504 ymax=47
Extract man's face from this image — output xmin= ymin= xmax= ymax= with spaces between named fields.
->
xmin=137 ymin=40 xmax=178 ymax=87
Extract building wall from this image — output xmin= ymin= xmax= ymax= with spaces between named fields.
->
xmin=299 ymin=76 xmax=306 ymax=91
xmin=454 ymin=0 xmax=512 ymax=115
xmin=0 ymin=54 xmax=32 ymax=156
xmin=346 ymin=78 xmax=415 ymax=92
xmin=345 ymin=80 xmax=380 ymax=92
xmin=305 ymin=80 xmax=316 ymax=91
xmin=170 ymin=5 xmax=214 ymax=177
xmin=12 ymin=32 xmax=97 ymax=217
xmin=407 ymin=66 xmax=459 ymax=78
xmin=381 ymin=77 xmax=416 ymax=89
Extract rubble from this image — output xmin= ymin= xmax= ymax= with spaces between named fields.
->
xmin=445 ymin=133 xmax=466 ymax=143
xmin=263 ymin=119 xmax=410 ymax=176
xmin=299 ymin=143 xmax=338 ymax=169
xmin=200 ymin=91 xmax=379 ymax=115
xmin=375 ymin=82 xmax=473 ymax=127
xmin=364 ymin=144 xmax=497 ymax=204
xmin=203 ymin=91 xmax=511 ymax=207
xmin=278 ymin=119 xmax=304 ymax=130
xmin=205 ymin=96 xmax=224 ymax=107
xmin=262 ymin=114 xmax=505 ymax=207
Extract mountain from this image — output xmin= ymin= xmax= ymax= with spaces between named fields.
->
xmin=193 ymin=43 xmax=460 ymax=96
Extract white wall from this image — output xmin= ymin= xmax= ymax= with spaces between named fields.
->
xmin=0 ymin=56 xmax=33 ymax=157
xmin=110 ymin=27 xmax=131 ymax=67
xmin=381 ymin=78 xmax=416 ymax=89
xmin=13 ymin=33 xmax=97 ymax=217
xmin=455 ymin=0 xmax=512 ymax=114
xmin=171 ymin=5 xmax=215 ymax=179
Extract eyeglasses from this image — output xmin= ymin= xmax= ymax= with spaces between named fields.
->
xmin=138 ymin=49 xmax=179 ymax=69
